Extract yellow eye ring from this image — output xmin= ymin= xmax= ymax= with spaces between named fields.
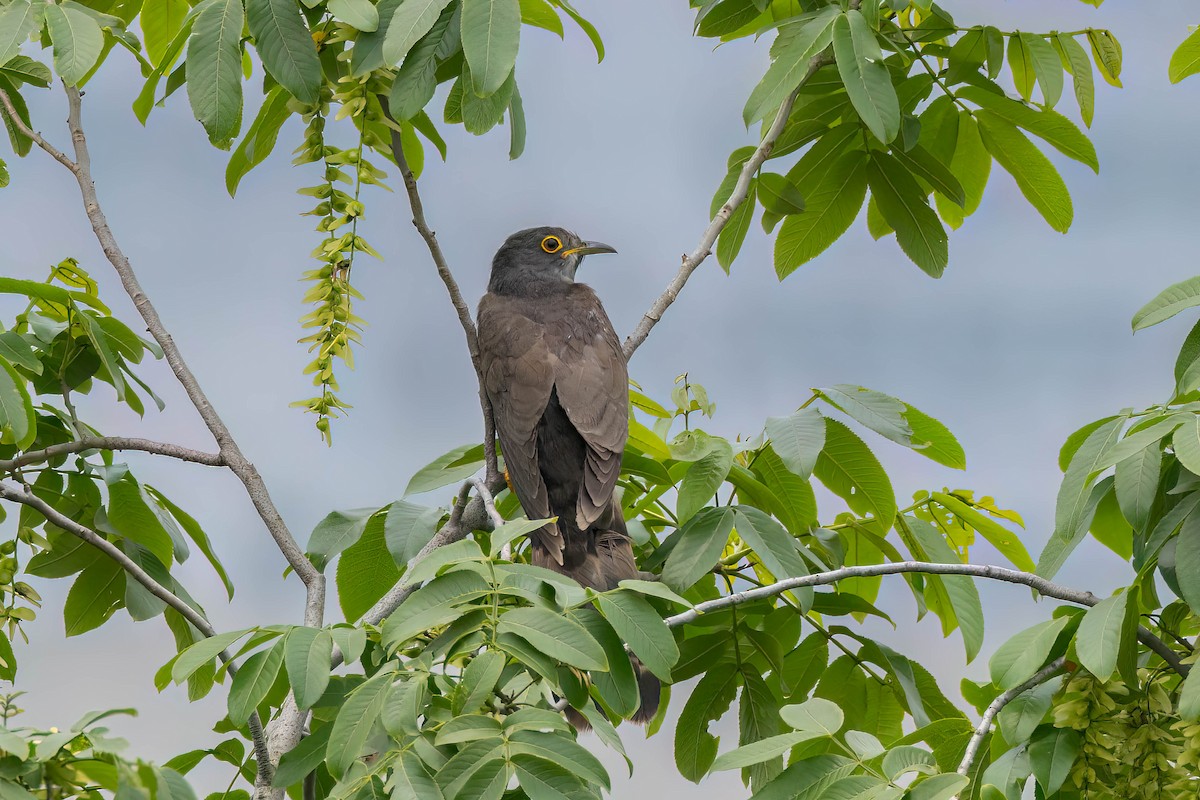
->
xmin=541 ymin=235 xmax=563 ymax=254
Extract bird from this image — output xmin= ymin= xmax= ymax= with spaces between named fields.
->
xmin=476 ymin=226 xmax=660 ymax=723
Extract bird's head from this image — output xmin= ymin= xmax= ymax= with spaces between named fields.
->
xmin=488 ymin=226 xmax=617 ymax=295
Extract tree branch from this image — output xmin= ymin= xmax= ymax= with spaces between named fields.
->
xmin=0 ymin=436 xmax=224 ymax=472
xmin=379 ymin=98 xmax=499 ymax=481
xmin=662 ymin=561 xmax=1189 ymax=677
xmin=0 ymin=482 xmax=272 ymax=771
xmin=0 ymin=88 xmax=81 ymax=176
xmin=955 ymin=657 xmax=1067 ymax=786
xmin=622 ymin=54 xmax=831 ymax=360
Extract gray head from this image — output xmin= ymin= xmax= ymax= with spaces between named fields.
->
xmin=487 ymin=226 xmax=617 ymax=296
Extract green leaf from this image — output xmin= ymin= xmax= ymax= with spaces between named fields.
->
xmin=893 ymin=142 xmax=965 ymax=207
xmin=757 ymin=172 xmax=806 ymax=215
xmin=734 ymin=506 xmax=810 ymax=593
xmin=1170 ymin=27 xmax=1200 ymax=83
xmin=146 ymin=487 xmax=235 ymax=599
xmin=519 ymin=0 xmax=562 ymax=37
xmin=677 ymin=438 xmax=734 ymax=523
xmin=382 ymin=500 xmax=441 ymax=564
xmin=382 ymin=570 xmax=490 ymax=647
xmin=997 ymin=680 xmax=1055 ymax=745
xmin=387 ymin=750 xmax=443 ymax=798
xmin=597 ymin=590 xmax=679 ymax=681
xmin=1057 ymin=33 xmax=1094 ymax=126
xmin=227 ymin=640 xmax=283 ymax=724
xmin=674 ymin=661 xmax=739 ymax=782
xmin=457 ymin=650 xmax=505 ymax=714
xmin=832 ymin=11 xmax=899 ymax=143
xmin=512 ymin=754 xmax=587 ymax=800
xmin=716 ymin=179 xmax=756 ymax=272
xmin=383 ymin=0 xmax=455 ymax=65
xmin=225 ymin=86 xmax=291 ymax=195
xmin=780 ymin=697 xmax=843 ymax=735
xmin=663 ymin=506 xmax=736 ymax=590
xmin=1028 ymin=726 xmax=1080 ymax=797
xmin=497 ymin=607 xmax=607 ymax=671
xmin=329 ymin=0 xmax=378 ymax=31
xmin=272 ymin=724 xmax=331 ymax=789
xmin=307 ymin=507 xmax=377 ymax=570
xmin=64 ymin=558 xmax=124 ymax=636
xmin=141 ymin=0 xmax=189 ymax=67
xmin=757 ymin=756 xmax=857 ymax=800
xmin=1093 ymin=415 xmax=1185 ymax=471
xmin=508 ymin=83 xmax=525 ymax=159
xmin=931 ymin=492 xmax=1034 ymax=573
xmin=327 ymin=669 xmax=392 ymax=777
xmin=1176 ymin=507 xmax=1200 ymax=615
xmin=404 ymin=442 xmax=484 ymax=495
xmin=0 ymin=2 xmax=44 ymax=72
xmin=742 ymin=6 xmax=837 ymax=125
xmin=903 ymin=517 xmax=983 ymax=662
xmin=1132 ymin=276 xmax=1200 ymax=331
xmin=171 ymin=629 xmax=253 ymax=684
xmin=508 ymin=729 xmax=609 ymax=789
xmin=903 ymin=403 xmax=966 ymax=469
xmin=868 ymin=152 xmax=948 ymax=277
xmin=988 ymin=616 xmax=1069 ymax=689
xmin=882 ymin=745 xmax=937 ymax=780
xmin=697 ymin=0 xmax=758 ymax=37
xmin=45 ymin=3 xmax=103 ymax=86
xmin=1179 ymin=660 xmax=1200 ymax=721
xmin=107 ymin=474 xmax=176 ymax=569
xmin=1039 ymin=416 xmax=1125 ymax=579
xmin=337 ymin=514 xmax=401 ymax=621
xmin=710 ymin=730 xmax=819 ymax=772
xmin=751 ymin=447 xmax=818 ymax=534
xmin=765 ymin=408 xmax=824 ymax=480
xmin=1020 ymin=33 xmax=1062 ymax=107
xmin=1007 ymin=33 xmax=1034 ymax=101
xmin=775 ymin=151 xmax=868 ymax=278
xmin=284 ymin=627 xmax=332 ymax=709
xmin=975 ymin=110 xmax=1072 ymax=233
xmin=1074 ymin=590 xmax=1129 ymax=681
xmin=1114 ymin=444 xmax=1161 ymax=535
xmin=186 ymin=0 xmax=244 ymax=149
xmin=387 ymin=3 xmax=454 ymax=118
xmin=461 ymin=0 xmax=519 ymax=96
xmin=908 ymin=773 xmax=969 ymax=800
xmin=552 ymin=0 xmax=602 ymax=62
xmin=958 ymin=85 xmax=1098 ymax=172
xmin=0 ymin=359 xmax=34 ymax=450
xmin=820 ymin=384 xmax=912 ymax=445
xmin=813 ymin=418 xmax=896 ymax=528
xmin=246 ymin=0 xmax=321 ymax=104
xmin=435 ymin=715 xmax=502 ymax=745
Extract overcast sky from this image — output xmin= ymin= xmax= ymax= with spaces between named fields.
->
xmin=4 ymin=0 xmax=1200 ymax=795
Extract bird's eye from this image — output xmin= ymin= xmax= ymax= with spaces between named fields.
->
xmin=541 ymin=235 xmax=562 ymax=254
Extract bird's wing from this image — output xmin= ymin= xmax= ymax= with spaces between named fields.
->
xmin=552 ymin=292 xmax=629 ymax=529
xmin=477 ymin=296 xmax=563 ymax=561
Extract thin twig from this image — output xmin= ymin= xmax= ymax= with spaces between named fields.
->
xmin=622 ymin=54 xmax=832 ymax=360
xmin=379 ymin=97 xmax=499 ymax=481
xmin=470 ymin=476 xmax=505 ymax=528
xmin=662 ymin=561 xmax=1189 ymax=677
xmin=955 ymin=657 xmax=1068 ymax=784
xmin=0 ymin=436 xmax=224 ymax=472
xmin=0 ymin=88 xmax=80 ymax=175
xmin=0 ymin=482 xmax=272 ymax=769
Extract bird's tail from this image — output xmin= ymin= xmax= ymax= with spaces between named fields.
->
xmin=629 ymin=655 xmax=661 ymax=725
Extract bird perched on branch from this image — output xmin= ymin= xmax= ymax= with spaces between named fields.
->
xmin=477 ymin=226 xmax=659 ymax=723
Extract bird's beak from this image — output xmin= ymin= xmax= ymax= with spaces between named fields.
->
xmin=561 ymin=241 xmax=617 ymax=258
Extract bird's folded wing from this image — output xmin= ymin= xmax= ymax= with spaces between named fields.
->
xmin=554 ymin=317 xmax=629 ymax=530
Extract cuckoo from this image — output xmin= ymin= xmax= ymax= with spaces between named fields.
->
xmin=476 ymin=226 xmax=659 ymax=723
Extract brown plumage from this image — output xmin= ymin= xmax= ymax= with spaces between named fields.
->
xmin=477 ymin=226 xmax=659 ymax=724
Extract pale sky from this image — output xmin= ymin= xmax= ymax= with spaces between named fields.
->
xmin=3 ymin=0 xmax=1200 ymax=795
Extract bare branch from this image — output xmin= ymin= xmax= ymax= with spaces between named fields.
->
xmin=0 ymin=88 xmax=81 ymax=176
xmin=0 ymin=436 xmax=224 ymax=472
xmin=955 ymin=656 xmax=1067 ymax=786
xmin=663 ymin=561 xmax=1189 ymax=677
xmin=0 ymin=482 xmax=272 ymax=770
xmin=470 ymin=476 xmax=505 ymax=529
xmin=622 ymin=55 xmax=832 ymax=360
xmin=379 ymin=99 xmax=499 ymax=480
